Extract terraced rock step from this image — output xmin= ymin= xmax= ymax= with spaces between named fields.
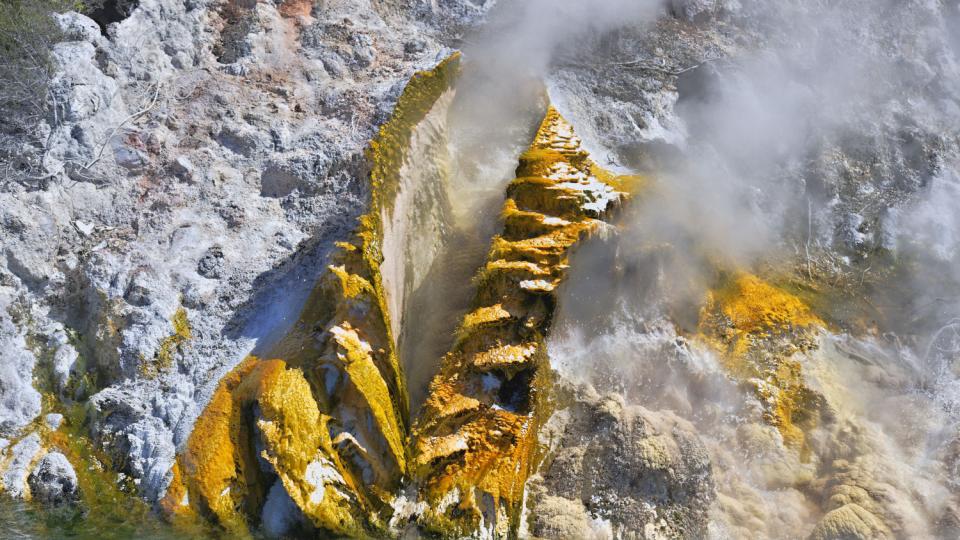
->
xmin=156 ymin=85 xmax=632 ymax=537
xmin=411 ymin=107 xmax=630 ymax=537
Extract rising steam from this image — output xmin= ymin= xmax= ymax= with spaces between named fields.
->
xmin=452 ymin=0 xmax=960 ymax=537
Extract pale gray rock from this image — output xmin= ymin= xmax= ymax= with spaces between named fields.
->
xmin=49 ymin=42 xmax=120 ymax=124
xmin=170 ymin=156 xmax=195 ymax=181
xmin=53 ymin=11 xmax=102 ymax=43
xmin=52 ymin=341 xmax=79 ymax=392
xmin=0 ymin=297 xmax=41 ymax=437
xmin=669 ymin=0 xmax=741 ymax=23
xmin=0 ymin=433 xmax=43 ymax=499
xmin=44 ymin=320 xmax=79 ymax=392
xmin=28 ymin=451 xmax=79 ymax=504
xmin=26 ymin=0 xmax=492 ymax=501
xmin=529 ymin=381 xmax=714 ymax=539
xmin=44 ymin=414 xmax=64 ymax=430
xmin=123 ymin=417 xmax=177 ymax=502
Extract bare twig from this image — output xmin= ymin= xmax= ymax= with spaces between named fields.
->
xmin=76 ymin=82 xmax=162 ymax=172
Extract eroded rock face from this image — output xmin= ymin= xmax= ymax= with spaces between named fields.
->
xmin=1 ymin=0 xmax=959 ymax=538
xmin=162 ymin=55 xmax=461 ymax=537
xmin=529 ymin=381 xmax=715 ymax=539
xmin=0 ymin=0 xmax=491 ymax=512
xmin=0 ymin=298 xmax=41 ymax=438
xmin=0 ymin=433 xmax=43 ymax=499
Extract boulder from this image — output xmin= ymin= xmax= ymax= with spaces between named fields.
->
xmin=28 ymin=452 xmax=79 ymax=504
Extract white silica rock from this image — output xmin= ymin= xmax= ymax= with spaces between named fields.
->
xmin=1 ymin=433 xmax=43 ymax=499
xmin=54 ymin=11 xmax=102 ymax=43
xmin=0 ymin=299 xmax=41 ymax=438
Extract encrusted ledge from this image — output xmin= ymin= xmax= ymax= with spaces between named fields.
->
xmin=697 ymin=272 xmax=827 ymax=459
xmin=410 ymin=107 xmax=631 ymax=537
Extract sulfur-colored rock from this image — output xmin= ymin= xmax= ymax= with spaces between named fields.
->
xmin=165 ymin=54 xmax=462 ymax=537
xmin=698 ymin=272 xmax=826 ymax=458
xmin=411 ymin=107 xmax=630 ymax=537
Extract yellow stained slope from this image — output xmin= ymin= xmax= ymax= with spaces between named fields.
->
xmin=163 ymin=358 xmax=363 ymax=535
xmin=163 ymin=54 xmax=461 ymax=537
xmin=698 ymin=272 xmax=826 ymax=457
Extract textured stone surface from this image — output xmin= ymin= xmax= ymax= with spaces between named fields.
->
xmin=0 ymin=296 xmax=41 ymax=438
xmin=529 ymin=381 xmax=714 ymax=539
xmin=161 ymin=54 xmax=461 ymax=536
xmin=28 ymin=451 xmax=79 ymax=505
xmin=411 ymin=108 xmax=631 ymax=537
xmin=0 ymin=433 xmax=43 ymax=499
xmin=0 ymin=0 xmax=488 ymax=507
xmin=0 ymin=0 xmax=958 ymax=538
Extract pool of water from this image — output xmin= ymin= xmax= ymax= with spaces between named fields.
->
xmin=0 ymin=496 xmax=204 ymax=540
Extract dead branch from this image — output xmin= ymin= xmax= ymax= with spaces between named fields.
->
xmin=77 ymin=81 xmax=162 ymax=172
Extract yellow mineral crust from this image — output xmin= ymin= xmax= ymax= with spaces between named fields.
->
xmin=329 ymin=323 xmax=406 ymax=472
xmin=144 ymin=306 xmax=192 ymax=377
xmin=171 ymin=357 xmax=266 ymax=532
xmin=254 ymin=361 xmax=364 ymax=536
xmin=471 ymin=342 xmax=538 ymax=373
xmin=165 ymin=357 xmax=365 ymax=535
xmin=411 ymin=107 xmax=630 ymax=537
xmin=698 ymin=272 xmax=826 ymax=457
xmin=166 ymin=54 xmax=461 ymax=536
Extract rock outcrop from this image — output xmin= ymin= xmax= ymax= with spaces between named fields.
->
xmin=1 ymin=0 xmax=959 ymax=538
xmin=1 ymin=0 xmax=490 ymax=518
xmin=698 ymin=272 xmax=826 ymax=459
xmin=528 ymin=381 xmax=714 ymax=539
xmin=28 ymin=451 xmax=80 ymax=505
xmin=410 ymin=107 xmax=630 ymax=537
xmin=161 ymin=54 xmax=461 ymax=537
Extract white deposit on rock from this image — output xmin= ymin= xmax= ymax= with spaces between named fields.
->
xmin=0 ymin=0 xmax=489 ymax=504
xmin=0 ymin=0 xmax=958 ymax=538
xmin=0 ymin=433 xmax=43 ymax=499
xmin=0 ymin=296 xmax=41 ymax=437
